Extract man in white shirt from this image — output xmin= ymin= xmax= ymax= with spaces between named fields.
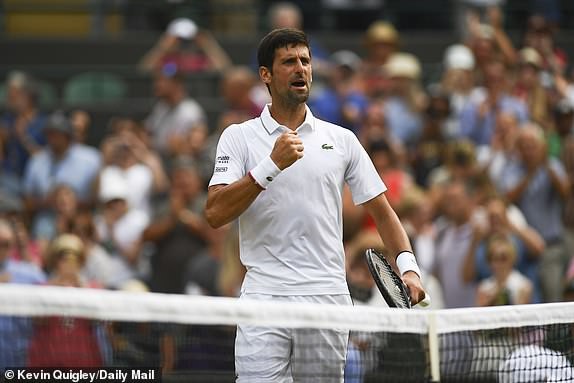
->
xmin=206 ymin=28 xmax=426 ymax=382
xmin=144 ymin=65 xmax=206 ymax=155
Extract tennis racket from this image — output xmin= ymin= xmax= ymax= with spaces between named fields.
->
xmin=365 ymin=248 xmax=430 ymax=309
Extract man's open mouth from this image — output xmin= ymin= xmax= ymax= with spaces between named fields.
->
xmin=291 ymin=80 xmax=307 ymax=88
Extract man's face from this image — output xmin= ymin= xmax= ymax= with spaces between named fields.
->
xmin=46 ymin=129 xmax=71 ymax=154
xmin=443 ymin=183 xmax=470 ymax=223
xmin=517 ymin=131 xmax=545 ymax=167
xmin=261 ymin=44 xmax=312 ymax=106
xmin=153 ymin=75 xmax=175 ymax=99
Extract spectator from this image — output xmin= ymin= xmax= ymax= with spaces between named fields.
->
xmin=32 ymin=183 xmax=79 ymax=249
xmin=498 ymin=344 xmax=574 ymax=383
xmin=28 ymin=234 xmax=104 ymax=367
xmin=465 ymin=6 xmax=518 ymax=71
xmin=428 ymin=139 xmax=479 ymax=208
xmin=95 ymin=173 xmax=149 ymax=289
xmin=502 ymin=123 xmax=571 ymax=302
xmin=547 ymin=98 xmax=574 ymax=158
xmin=432 ymin=178 xmax=478 ymax=308
xmin=411 ymin=89 xmax=452 ymax=187
xmin=99 ymin=131 xmax=159 ymax=220
xmin=0 ymin=218 xmax=46 ymax=370
xmin=142 ymin=158 xmax=214 ymax=295
xmin=308 ymin=50 xmax=369 ymax=134
xmin=475 ymin=234 xmax=533 ymax=306
xmin=465 ymin=196 xmax=544 ymax=302
xmin=138 ymin=17 xmax=231 ymax=74
xmin=0 ymin=193 xmax=43 ymax=267
xmin=512 ymin=48 xmax=551 ymax=130
xmin=262 ymin=2 xmax=330 ymax=76
xmin=453 ymin=0 xmax=504 ymax=39
xmin=523 ymin=14 xmax=568 ymax=80
xmin=220 ymin=66 xmax=263 ymax=122
xmin=383 ymin=53 xmax=427 ymax=147
xmin=0 ymin=72 xmax=46 ymax=184
xmin=440 ymin=44 xmax=476 ymax=138
xmin=106 ymin=118 xmax=169 ymax=198
xmin=476 ymin=111 xmax=520 ymax=190
xmin=22 ymin=111 xmax=101 ymax=217
xmin=145 ymin=66 xmax=207 ymax=157
xmin=359 ymin=20 xmax=399 ymax=98
xmin=459 ymin=59 xmax=528 ymax=146
xmin=68 ymin=210 xmax=118 ymax=289
xmin=357 ymin=99 xmax=401 ymax=150
xmin=367 ymin=138 xmax=413 ymax=210
xmin=70 ymin=109 xmax=91 ymax=144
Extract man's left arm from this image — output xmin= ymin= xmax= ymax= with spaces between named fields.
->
xmin=362 ymin=192 xmax=426 ymax=305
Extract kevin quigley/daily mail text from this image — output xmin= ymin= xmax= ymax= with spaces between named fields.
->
xmin=15 ymin=368 xmax=157 ymax=382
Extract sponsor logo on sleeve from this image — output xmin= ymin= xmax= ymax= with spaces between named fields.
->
xmin=214 ymin=155 xmax=230 ymax=172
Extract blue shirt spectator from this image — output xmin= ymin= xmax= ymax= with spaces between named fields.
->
xmin=0 ymin=72 xmax=47 ymax=181
xmin=0 ymin=112 xmax=46 ymax=177
xmin=309 ymin=50 xmax=369 ymax=134
xmin=22 ymin=112 xmax=101 ymax=208
xmin=501 ymin=156 xmax=568 ymax=243
xmin=459 ymin=90 xmax=528 ymax=146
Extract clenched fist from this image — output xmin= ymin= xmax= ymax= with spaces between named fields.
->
xmin=270 ymin=131 xmax=304 ymax=170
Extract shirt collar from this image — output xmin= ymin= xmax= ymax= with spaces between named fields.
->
xmin=260 ymin=104 xmax=315 ymax=134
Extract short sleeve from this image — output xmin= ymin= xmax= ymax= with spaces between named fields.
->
xmin=343 ymin=131 xmax=386 ymax=205
xmin=208 ymin=124 xmax=247 ymax=187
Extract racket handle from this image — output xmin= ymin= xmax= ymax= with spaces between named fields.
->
xmin=415 ymin=293 xmax=432 ymax=308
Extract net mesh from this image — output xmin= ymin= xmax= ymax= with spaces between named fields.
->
xmin=1 ymin=285 xmax=573 ymax=382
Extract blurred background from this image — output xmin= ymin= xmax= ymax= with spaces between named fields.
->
xmin=1 ymin=0 xmax=573 ymax=143
xmin=1 ymin=0 xmax=574 ymax=309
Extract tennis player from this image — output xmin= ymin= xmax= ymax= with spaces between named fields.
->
xmin=206 ymin=28 xmax=426 ymax=382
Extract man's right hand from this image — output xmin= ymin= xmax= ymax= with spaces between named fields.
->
xmin=270 ymin=131 xmax=304 ymax=170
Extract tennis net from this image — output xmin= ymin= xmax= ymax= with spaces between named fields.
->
xmin=0 ymin=284 xmax=573 ymax=382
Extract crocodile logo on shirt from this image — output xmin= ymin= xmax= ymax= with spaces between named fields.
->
xmin=321 ymin=144 xmax=334 ymax=150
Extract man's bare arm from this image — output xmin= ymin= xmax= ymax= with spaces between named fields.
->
xmin=205 ymin=177 xmax=263 ymax=228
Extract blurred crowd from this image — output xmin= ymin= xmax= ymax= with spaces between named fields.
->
xmin=1 ymin=0 xmax=574 ymax=370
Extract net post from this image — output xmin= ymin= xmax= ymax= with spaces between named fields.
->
xmin=428 ymin=311 xmax=441 ymax=382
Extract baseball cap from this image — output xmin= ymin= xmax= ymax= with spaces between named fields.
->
xmin=365 ymin=21 xmax=399 ymax=44
xmin=519 ymin=47 xmax=542 ymax=68
xmin=45 ymin=111 xmax=73 ymax=136
xmin=444 ymin=44 xmax=475 ymax=71
xmin=384 ymin=53 xmax=421 ymax=79
xmin=330 ymin=50 xmax=361 ymax=72
xmin=99 ymin=170 xmax=129 ymax=203
xmin=167 ymin=18 xmax=198 ymax=40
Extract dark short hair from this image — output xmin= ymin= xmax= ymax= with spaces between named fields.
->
xmin=257 ymin=28 xmax=310 ymax=70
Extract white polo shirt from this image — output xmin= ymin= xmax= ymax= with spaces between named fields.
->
xmin=209 ymin=105 xmax=386 ymax=295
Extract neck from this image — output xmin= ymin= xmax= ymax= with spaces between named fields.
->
xmin=269 ymin=102 xmax=306 ymax=130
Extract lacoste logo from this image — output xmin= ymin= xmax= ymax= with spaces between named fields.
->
xmin=321 ymin=144 xmax=334 ymax=150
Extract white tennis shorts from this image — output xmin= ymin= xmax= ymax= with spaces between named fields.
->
xmin=235 ymin=293 xmax=352 ymax=383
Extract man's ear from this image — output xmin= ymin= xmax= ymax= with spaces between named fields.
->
xmin=259 ymin=66 xmax=271 ymax=85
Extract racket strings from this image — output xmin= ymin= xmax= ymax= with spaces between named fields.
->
xmin=373 ymin=256 xmax=410 ymax=308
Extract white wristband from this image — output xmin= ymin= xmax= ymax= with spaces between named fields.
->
xmin=250 ymin=156 xmax=282 ymax=189
xmin=396 ymin=251 xmax=422 ymax=279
